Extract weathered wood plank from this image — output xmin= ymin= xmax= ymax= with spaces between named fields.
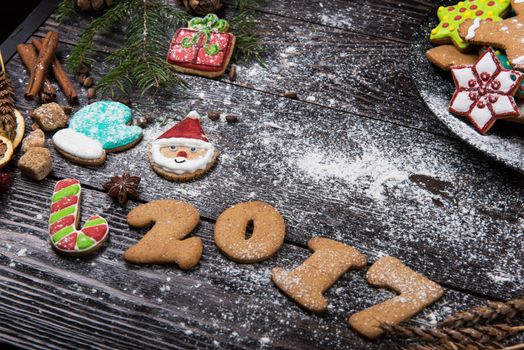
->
xmin=0 ymin=174 xmax=501 ymax=349
xmin=227 ymin=0 xmax=433 ymax=43
xmin=35 ymin=9 xmax=451 ymax=136
xmin=5 ymin=45 xmax=524 ymax=300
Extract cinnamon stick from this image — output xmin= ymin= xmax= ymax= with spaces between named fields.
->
xmin=25 ymin=32 xmax=58 ymax=100
xmin=32 ymin=38 xmax=78 ymax=105
xmin=16 ymin=44 xmax=56 ymax=101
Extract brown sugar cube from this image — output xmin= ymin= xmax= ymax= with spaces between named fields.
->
xmin=30 ymin=102 xmax=68 ymax=131
xmin=21 ymin=129 xmax=45 ymax=153
xmin=18 ymin=147 xmax=53 ymax=181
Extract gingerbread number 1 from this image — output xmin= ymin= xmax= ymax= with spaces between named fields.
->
xmin=348 ymin=256 xmax=444 ymax=338
xmin=124 ymin=200 xmax=202 ymax=270
xmin=272 ymin=237 xmax=367 ymax=313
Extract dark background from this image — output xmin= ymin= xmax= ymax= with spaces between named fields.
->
xmin=0 ymin=0 xmax=42 ymax=43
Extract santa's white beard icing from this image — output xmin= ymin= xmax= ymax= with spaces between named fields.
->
xmin=151 ymin=137 xmax=216 ymax=174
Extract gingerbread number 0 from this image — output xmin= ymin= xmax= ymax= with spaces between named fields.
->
xmin=124 ymin=200 xmax=202 ymax=270
xmin=214 ymin=201 xmax=286 ymax=263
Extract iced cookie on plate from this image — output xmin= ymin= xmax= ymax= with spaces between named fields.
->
xmin=53 ymin=101 xmax=143 ymax=166
xmin=429 ymin=0 xmax=510 ymax=52
xmin=148 ymin=111 xmax=218 ymax=181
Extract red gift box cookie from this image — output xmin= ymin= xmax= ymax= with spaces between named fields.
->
xmin=167 ymin=14 xmax=235 ymax=78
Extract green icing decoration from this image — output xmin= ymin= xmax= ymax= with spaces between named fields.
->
xmin=182 ymin=14 xmax=229 ymax=56
xmin=49 ymin=206 xmax=76 ymax=224
xmin=430 ymin=0 xmax=510 ymax=50
xmin=52 ymin=227 xmax=74 ymax=243
xmin=52 ymin=184 xmax=80 ymax=203
xmin=83 ymin=218 xmax=106 ymax=228
xmin=76 ymin=233 xmax=95 ymax=250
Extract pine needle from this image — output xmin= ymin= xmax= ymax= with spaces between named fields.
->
xmin=56 ymin=0 xmax=78 ymax=22
xmin=234 ymin=0 xmax=266 ymax=11
xmin=229 ymin=11 xmax=266 ymax=66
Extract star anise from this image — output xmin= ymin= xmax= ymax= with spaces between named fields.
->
xmin=103 ymin=172 xmax=140 ymax=206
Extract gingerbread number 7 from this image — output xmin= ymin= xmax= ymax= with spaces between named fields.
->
xmin=348 ymin=256 xmax=443 ymax=338
xmin=124 ymin=200 xmax=202 ymax=270
xmin=49 ymin=178 xmax=109 ymax=256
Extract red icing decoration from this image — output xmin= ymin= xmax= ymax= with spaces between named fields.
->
xmin=459 ymin=7 xmax=466 ymax=12
xmin=50 ymin=215 xmax=75 ymax=234
xmin=481 ymin=72 xmax=490 ymax=81
xmin=454 ymin=15 xmax=462 ymax=20
xmin=54 ymin=178 xmax=79 ymax=192
xmin=491 ymin=80 xmax=501 ymax=90
xmin=56 ymin=232 xmax=78 ymax=250
xmin=51 ymin=196 xmax=78 ymax=213
xmin=470 ymin=5 xmax=478 ymax=9
xmin=476 ymin=10 xmax=483 ymax=15
xmin=449 ymin=6 xmax=455 ymax=11
xmin=82 ymin=225 xmax=108 ymax=241
xmin=167 ymin=28 xmax=234 ymax=72
xmin=443 ymin=22 xmax=449 ymax=28
xmin=488 ymin=1 xmax=495 ymax=5
xmin=156 ymin=114 xmax=210 ymax=142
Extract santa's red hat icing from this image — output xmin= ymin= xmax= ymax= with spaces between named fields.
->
xmin=156 ymin=111 xmax=209 ymax=143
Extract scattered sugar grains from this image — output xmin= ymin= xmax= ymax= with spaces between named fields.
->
xmin=16 ymin=248 xmax=27 ymax=257
xmin=259 ymin=336 xmax=271 ymax=345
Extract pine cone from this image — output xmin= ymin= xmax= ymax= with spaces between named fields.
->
xmin=0 ymin=72 xmax=16 ymax=141
xmin=76 ymin=0 xmax=113 ymax=11
xmin=178 ymin=0 xmax=223 ymax=15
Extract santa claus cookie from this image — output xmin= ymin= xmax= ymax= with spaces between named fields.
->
xmin=148 ymin=111 xmax=218 ymax=181
xmin=167 ymin=14 xmax=235 ymax=78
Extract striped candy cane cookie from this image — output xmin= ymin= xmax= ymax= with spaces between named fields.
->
xmin=49 ymin=178 xmax=109 ymax=255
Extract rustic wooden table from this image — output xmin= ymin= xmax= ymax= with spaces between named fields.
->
xmin=1 ymin=1 xmax=523 ymax=349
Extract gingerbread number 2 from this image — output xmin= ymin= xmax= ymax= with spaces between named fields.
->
xmin=124 ymin=200 xmax=202 ymax=269
xmin=348 ymin=256 xmax=444 ymax=338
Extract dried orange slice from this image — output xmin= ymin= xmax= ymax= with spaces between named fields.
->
xmin=12 ymin=109 xmax=25 ymax=149
xmin=0 ymin=135 xmax=14 ymax=169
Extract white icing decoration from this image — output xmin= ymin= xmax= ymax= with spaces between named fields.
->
xmin=475 ymin=51 xmax=498 ymax=76
xmin=53 ymin=129 xmax=105 ymax=159
xmin=511 ymin=55 xmax=524 ymax=66
xmin=515 ymin=0 xmax=524 ymax=3
xmin=452 ymin=67 xmax=475 ymax=88
xmin=151 ymin=137 xmax=215 ymax=174
xmin=466 ymin=18 xmax=481 ymax=40
xmin=450 ymin=91 xmax=474 ymax=113
xmin=469 ymin=102 xmax=492 ymax=129
xmin=491 ymin=95 xmax=515 ymax=114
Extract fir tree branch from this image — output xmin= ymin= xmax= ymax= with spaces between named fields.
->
xmin=66 ymin=1 xmax=129 ymax=73
xmin=56 ymin=0 xmax=78 ymax=22
xmin=234 ymin=0 xmax=266 ymax=11
xmin=95 ymin=0 xmax=189 ymax=96
xmin=229 ymin=11 xmax=266 ymax=66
